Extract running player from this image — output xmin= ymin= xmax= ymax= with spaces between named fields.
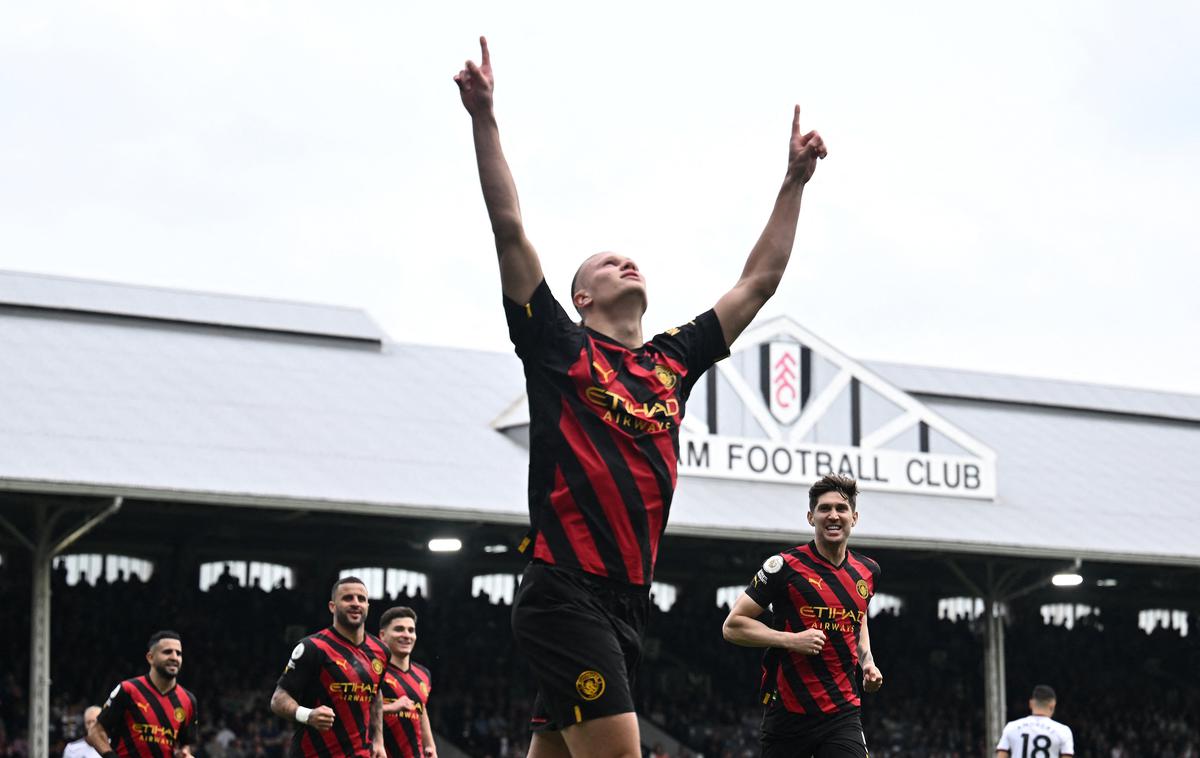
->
xmin=270 ymin=576 xmax=389 ymax=758
xmin=378 ymin=606 xmax=436 ymax=758
xmin=455 ymin=36 xmax=826 ymax=758
xmin=996 ymin=685 xmax=1074 ymax=758
xmin=723 ymin=475 xmax=882 ymax=758
xmin=87 ymin=630 xmax=199 ymax=758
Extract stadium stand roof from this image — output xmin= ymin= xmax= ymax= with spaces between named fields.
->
xmin=1 ymin=269 xmax=1198 ymax=567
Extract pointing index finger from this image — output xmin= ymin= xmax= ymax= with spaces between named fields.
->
xmin=792 ymin=104 xmax=801 ymax=135
xmin=480 ymin=36 xmax=490 ymax=66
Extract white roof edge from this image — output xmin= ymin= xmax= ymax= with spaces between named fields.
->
xmin=0 ymin=269 xmax=386 ymax=343
xmin=866 ymin=359 xmax=1200 ymax=422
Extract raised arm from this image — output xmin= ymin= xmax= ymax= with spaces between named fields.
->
xmin=713 ymin=106 xmax=826 ymax=346
xmin=454 ymin=36 xmax=544 ymax=304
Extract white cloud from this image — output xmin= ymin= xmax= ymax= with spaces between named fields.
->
xmin=1 ymin=0 xmax=1197 ymax=393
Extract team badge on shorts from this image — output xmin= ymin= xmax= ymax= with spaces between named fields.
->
xmin=856 ymin=579 xmax=869 ymax=599
xmin=763 ymin=555 xmax=784 ymax=574
xmin=372 ymin=659 xmax=385 ymax=675
xmin=575 ymin=670 xmax=606 ymax=701
xmin=174 ymin=707 xmax=185 ymax=724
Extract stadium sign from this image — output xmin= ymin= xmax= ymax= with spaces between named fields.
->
xmin=678 ymin=317 xmax=997 ymax=499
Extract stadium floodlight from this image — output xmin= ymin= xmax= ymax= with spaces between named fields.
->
xmin=428 ymin=538 xmax=463 ymax=553
xmin=484 ymin=544 xmax=509 ymax=553
xmin=1051 ymin=573 xmax=1084 ymax=587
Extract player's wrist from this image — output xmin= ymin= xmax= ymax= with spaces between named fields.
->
xmin=294 ymin=706 xmax=313 ymax=724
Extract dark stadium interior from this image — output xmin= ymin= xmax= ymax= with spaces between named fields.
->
xmin=1 ymin=495 xmax=1198 ymax=757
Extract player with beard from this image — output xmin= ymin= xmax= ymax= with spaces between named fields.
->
xmin=723 ymin=475 xmax=883 ymax=758
xmin=378 ymin=607 xmax=436 ymax=758
xmin=271 ymin=576 xmax=389 ymax=758
xmin=88 ymin=630 xmax=198 ymax=758
xmin=455 ymin=36 xmax=827 ymax=758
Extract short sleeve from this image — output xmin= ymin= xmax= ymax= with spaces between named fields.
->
xmin=96 ymin=682 xmax=129 ymax=733
xmin=276 ymin=639 xmax=320 ymax=700
xmin=650 ymin=310 xmax=729 ymax=396
xmin=744 ymin=554 xmax=786 ymax=609
xmin=178 ymin=695 xmax=199 ymax=746
xmin=994 ymin=723 xmax=1013 ymax=750
xmin=502 ymin=279 xmax=578 ymax=361
xmin=1061 ymin=725 xmax=1074 ymax=755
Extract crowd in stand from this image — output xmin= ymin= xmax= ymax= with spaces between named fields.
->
xmin=0 ymin=558 xmax=1196 ymax=757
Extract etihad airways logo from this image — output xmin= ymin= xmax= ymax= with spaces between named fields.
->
xmin=132 ymin=722 xmax=178 ymax=746
xmin=585 ymin=390 xmax=681 ymax=426
xmin=798 ymin=605 xmax=865 ymax=633
xmin=329 ymin=682 xmax=378 ymax=703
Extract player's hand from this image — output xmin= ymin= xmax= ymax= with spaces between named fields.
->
xmin=382 ymin=695 xmax=417 ymax=715
xmin=309 ymin=705 xmax=336 ymax=731
xmin=786 ymin=105 xmax=827 ymax=185
xmin=454 ymin=36 xmax=495 ymax=116
xmin=424 ymin=748 xmax=437 ymax=758
xmin=789 ymin=629 xmax=826 ymax=655
xmin=371 ymin=738 xmax=387 ymax=758
xmin=863 ymin=663 xmax=884 ymax=692
xmin=174 ymin=747 xmax=193 ymax=758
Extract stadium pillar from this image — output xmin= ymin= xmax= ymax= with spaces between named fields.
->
xmin=983 ymin=595 xmax=1006 ymax=756
xmin=948 ymin=560 xmax=1007 ymax=753
xmin=0 ymin=497 xmax=123 ymax=758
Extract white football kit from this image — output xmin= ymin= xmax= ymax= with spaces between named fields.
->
xmin=996 ymin=714 xmax=1074 ymax=757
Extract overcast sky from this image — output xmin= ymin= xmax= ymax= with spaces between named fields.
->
xmin=2 ymin=2 xmax=1197 ymax=394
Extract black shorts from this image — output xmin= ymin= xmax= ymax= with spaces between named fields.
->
xmin=761 ymin=706 xmax=869 ymax=758
xmin=511 ymin=561 xmax=649 ymax=731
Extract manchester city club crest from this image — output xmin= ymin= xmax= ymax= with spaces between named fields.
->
xmin=575 ymin=670 xmax=605 ymax=701
xmin=654 ymin=364 xmax=677 ymax=389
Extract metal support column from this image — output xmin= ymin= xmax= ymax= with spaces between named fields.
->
xmin=0 ymin=497 xmax=123 ymax=758
xmin=983 ymin=595 xmax=1006 ymax=754
xmin=947 ymin=557 xmax=1081 ymax=757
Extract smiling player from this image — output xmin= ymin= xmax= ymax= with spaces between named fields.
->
xmin=723 ymin=475 xmax=882 ymax=758
xmin=378 ymin=607 xmax=436 ymax=758
xmin=270 ymin=576 xmax=389 ymax=758
xmin=88 ymin=631 xmax=198 ymax=758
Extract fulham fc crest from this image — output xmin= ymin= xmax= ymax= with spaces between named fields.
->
xmin=763 ymin=341 xmax=804 ymax=425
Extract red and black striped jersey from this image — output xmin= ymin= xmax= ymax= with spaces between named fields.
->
xmin=277 ymin=627 xmax=389 ymax=758
xmin=504 ymin=280 xmax=728 ymax=586
xmin=96 ymin=675 xmax=198 ymax=758
xmin=745 ymin=542 xmax=881 ymax=716
xmin=379 ymin=660 xmax=431 ymax=758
